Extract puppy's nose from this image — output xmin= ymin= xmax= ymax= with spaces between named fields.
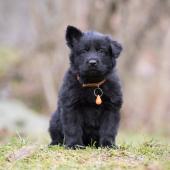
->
xmin=88 ymin=59 xmax=97 ymax=66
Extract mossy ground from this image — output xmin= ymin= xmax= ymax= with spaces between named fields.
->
xmin=0 ymin=133 xmax=169 ymax=170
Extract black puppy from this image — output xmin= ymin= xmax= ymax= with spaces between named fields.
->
xmin=49 ymin=26 xmax=123 ymax=148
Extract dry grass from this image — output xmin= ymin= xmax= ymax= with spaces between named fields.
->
xmin=0 ymin=133 xmax=169 ymax=170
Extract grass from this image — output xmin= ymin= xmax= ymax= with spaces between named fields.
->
xmin=0 ymin=133 xmax=170 ymax=170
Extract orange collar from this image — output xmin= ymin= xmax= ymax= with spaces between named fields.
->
xmin=77 ymin=75 xmax=106 ymax=88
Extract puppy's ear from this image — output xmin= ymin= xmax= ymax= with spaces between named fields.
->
xmin=106 ymin=36 xmax=123 ymax=58
xmin=110 ymin=40 xmax=123 ymax=58
xmin=66 ymin=25 xmax=83 ymax=48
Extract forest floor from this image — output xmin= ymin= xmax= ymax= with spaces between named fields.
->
xmin=0 ymin=133 xmax=170 ymax=170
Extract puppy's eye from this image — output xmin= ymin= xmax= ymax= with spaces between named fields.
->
xmin=98 ymin=49 xmax=105 ymax=53
xmin=80 ymin=49 xmax=87 ymax=53
xmin=79 ymin=48 xmax=89 ymax=54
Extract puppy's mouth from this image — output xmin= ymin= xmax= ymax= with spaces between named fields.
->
xmin=84 ymin=68 xmax=101 ymax=76
xmin=88 ymin=68 xmax=98 ymax=72
xmin=79 ymin=68 xmax=105 ymax=83
xmin=79 ymin=74 xmax=104 ymax=83
xmin=79 ymin=64 xmax=107 ymax=78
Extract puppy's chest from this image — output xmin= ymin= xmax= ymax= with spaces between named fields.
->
xmin=81 ymin=105 xmax=103 ymax=128
xmin=78 ymin=89 xmax=109 ymax=127
xmin=81 ymin=88 xmax=96 ymax=103
xmin=79 ymin=87 xmax=110 ymax=104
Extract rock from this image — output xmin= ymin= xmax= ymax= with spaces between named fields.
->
xmin=0 ymin=99 xmax=49 ymax=137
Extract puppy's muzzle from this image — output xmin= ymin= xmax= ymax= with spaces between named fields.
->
xmin=88 ymin=59 xmax=98 ymax=68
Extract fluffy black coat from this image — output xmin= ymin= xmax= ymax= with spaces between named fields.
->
xmin=49 ymin=26 xmax=123 ymax=148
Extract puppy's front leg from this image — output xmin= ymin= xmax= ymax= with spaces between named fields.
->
xmin=99 ymin=110 xmax=120 ymax=148
xmin=61 ymin=109 xmax=84 ymax=149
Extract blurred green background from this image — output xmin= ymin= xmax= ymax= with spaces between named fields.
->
xmin=0 ymin=0 xmax=170 ymax=142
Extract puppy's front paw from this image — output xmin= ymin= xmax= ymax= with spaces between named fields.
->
xmin=100 ymin=139 xmax=117 ymax=149
xmin=65 ymin=144 xmax=86 ymax=149
xmin=49 ymin=140 xmax=62 ymax=146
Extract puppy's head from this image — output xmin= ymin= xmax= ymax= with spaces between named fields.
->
xmin=66 ymin=25 xmax=122 ymax=81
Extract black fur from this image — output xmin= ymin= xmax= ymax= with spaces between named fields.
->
xmin=49 ymin=26 xmax=123 ymax=148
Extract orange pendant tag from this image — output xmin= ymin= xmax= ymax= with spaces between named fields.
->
xmin=96 ymin=95 xmax=102 ymax=105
